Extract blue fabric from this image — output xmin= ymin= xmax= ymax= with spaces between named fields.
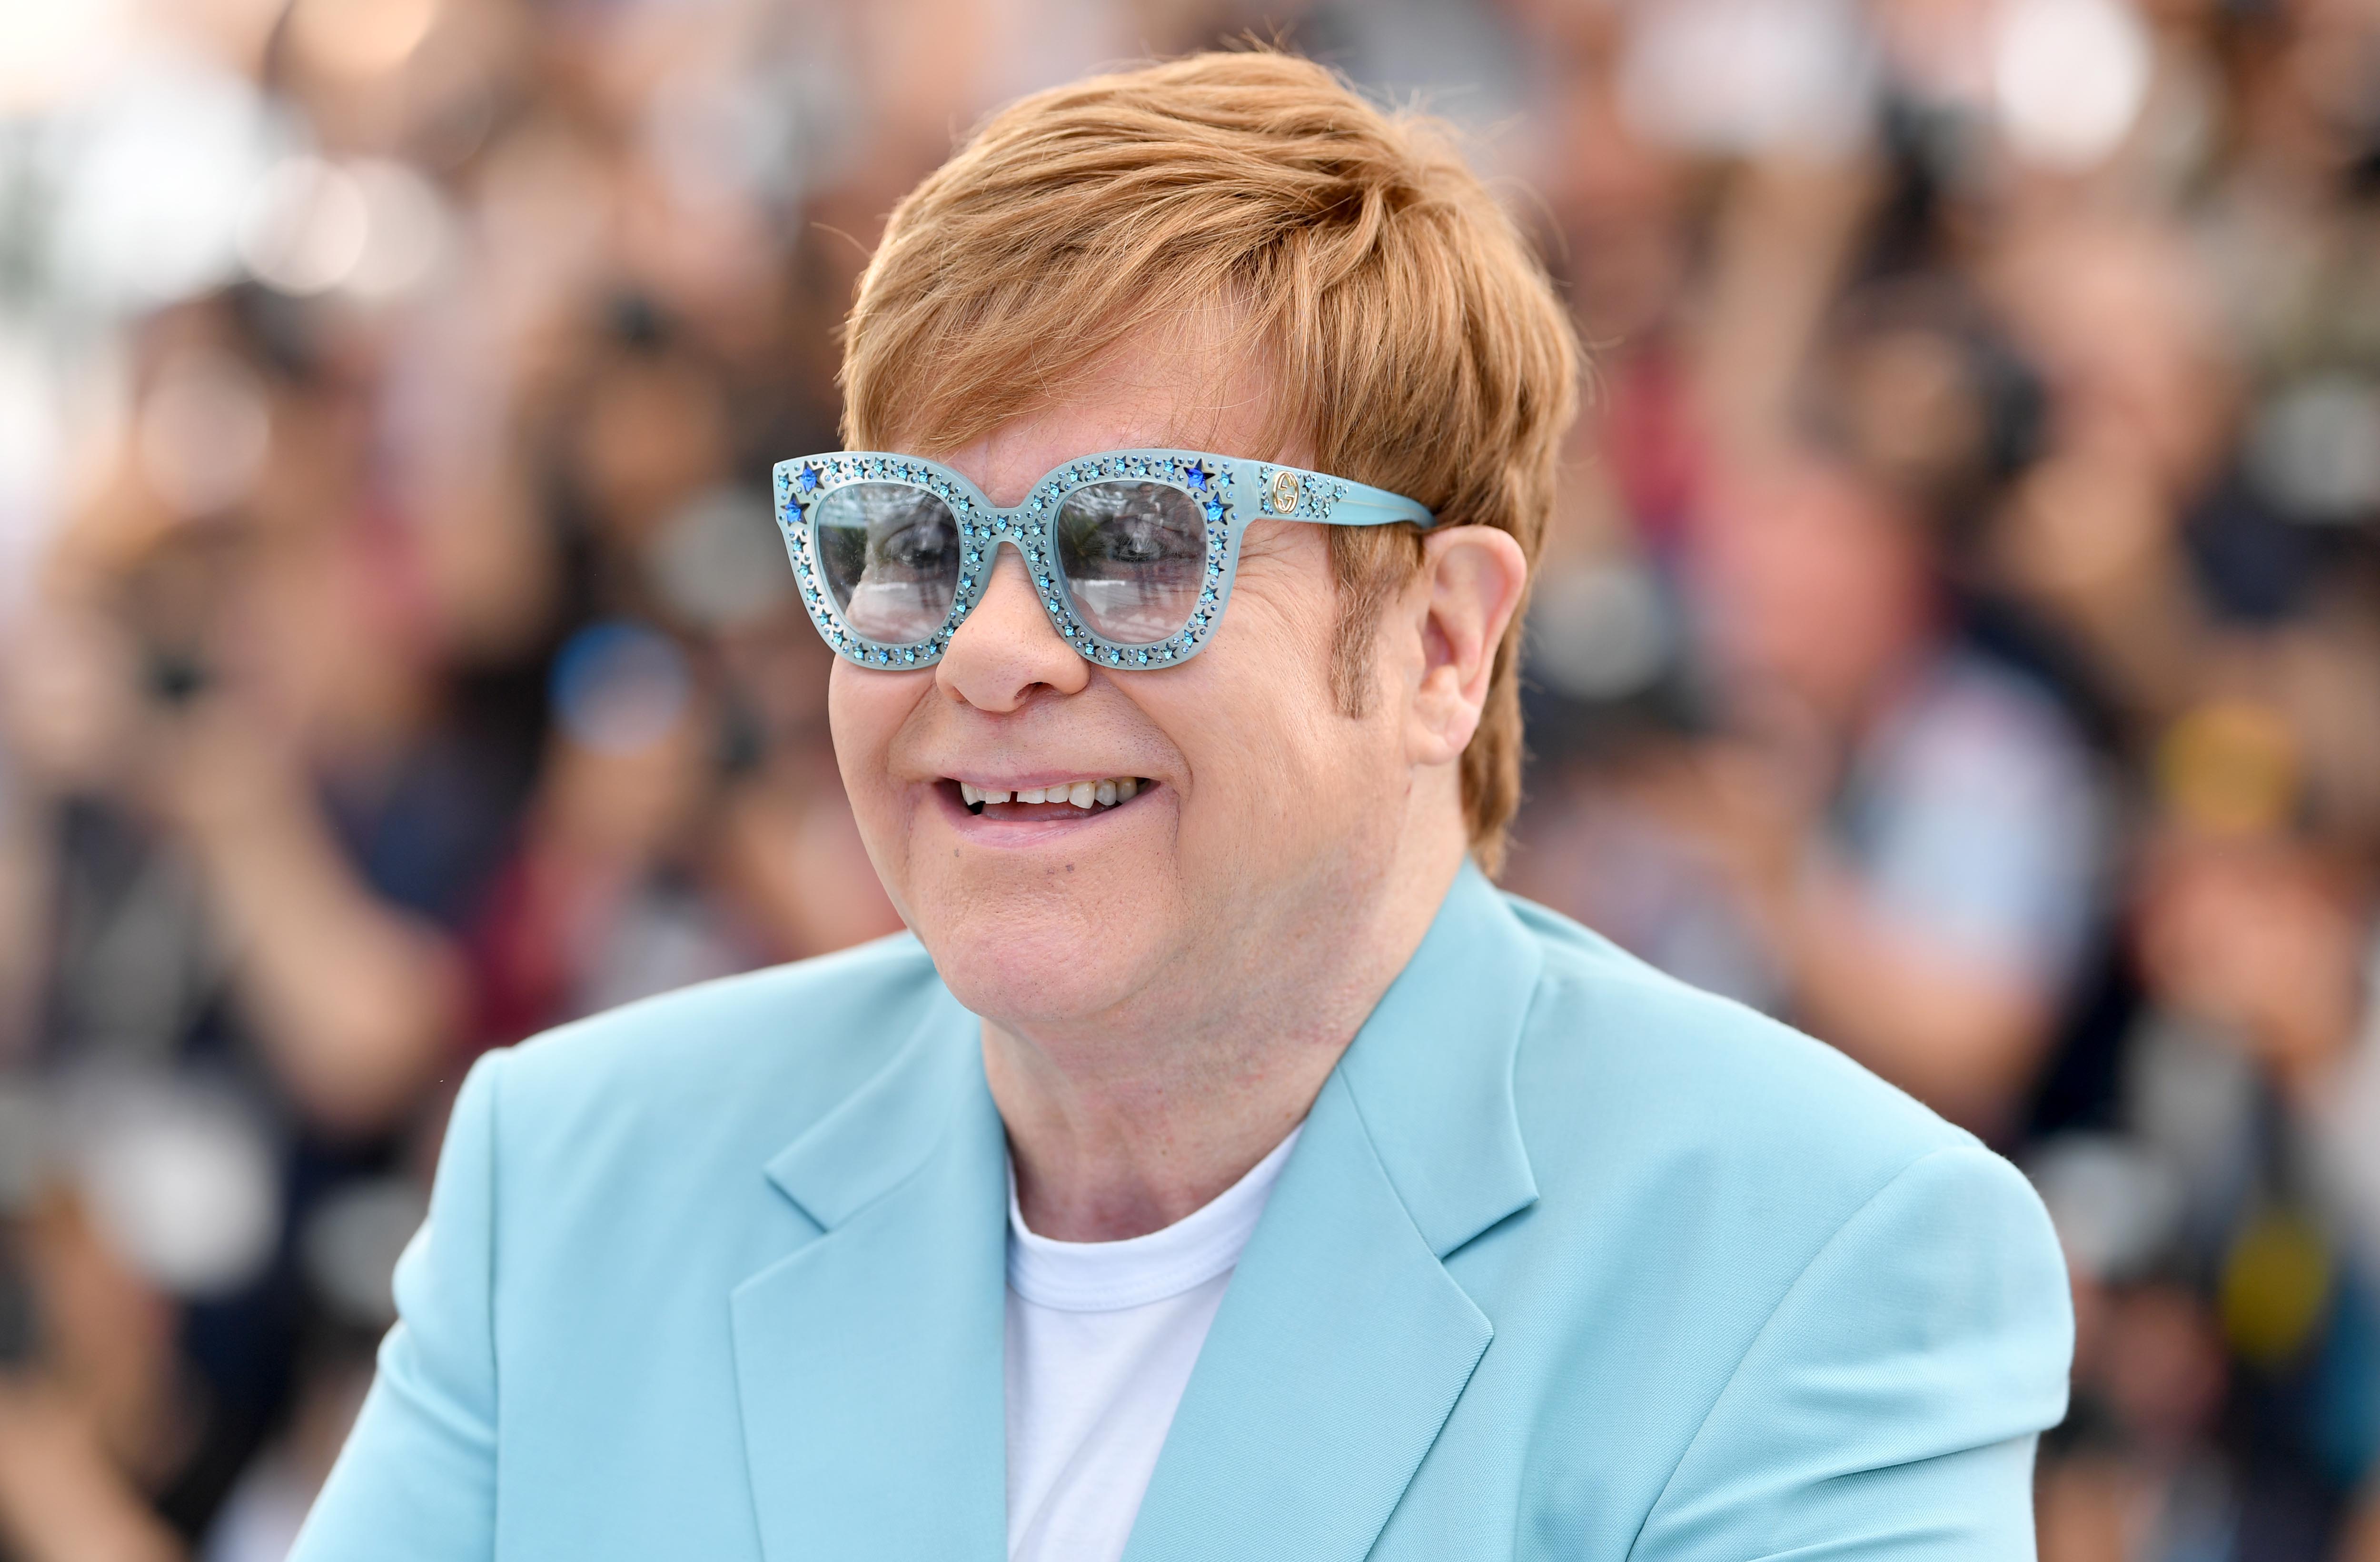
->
xmin=291 ymin=864 xmax=2073 ymax=1561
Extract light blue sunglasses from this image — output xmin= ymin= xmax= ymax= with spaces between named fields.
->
xmin=771 ymin=449 xmax=1437 ymax=670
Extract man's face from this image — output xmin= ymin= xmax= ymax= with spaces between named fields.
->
xmin=827 ymin=342 xmax=1414 ymax=1033
xmin=1692 ymin=460 xmax=1931 ymax=726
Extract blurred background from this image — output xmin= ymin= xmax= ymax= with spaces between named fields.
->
xmin=0 ymin=0 xmax=2376 ymax=1556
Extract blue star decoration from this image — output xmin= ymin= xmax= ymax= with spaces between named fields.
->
xmin=1204 ymin=499 xmax=1225 ymax=522
xmin=794 ymin=467 xmax=819 ymax=493
xmin=1185 ymin=463 xmax=1209 ymax=491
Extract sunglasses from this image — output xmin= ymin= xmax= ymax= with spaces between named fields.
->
xmin=771 ymin=449 xmax=1437 ymax=670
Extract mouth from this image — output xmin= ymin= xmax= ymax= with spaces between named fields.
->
xmin=944 ymin=775 xmax=1153 ymax=822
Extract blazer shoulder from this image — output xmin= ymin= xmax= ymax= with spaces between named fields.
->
xmin=1491 ymin=894 xmax=2071 ymax=1467
xmin=484 ymin=931 xmax=952 ymax=1164
xmin=1500 ymin=891 xmax=1983 ymax=1202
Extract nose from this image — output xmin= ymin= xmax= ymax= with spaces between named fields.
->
xmin=936 ymin=542 xmax=1090 ymax=712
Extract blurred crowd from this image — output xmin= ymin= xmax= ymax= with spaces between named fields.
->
xmin=0 ymin=0 xmax=2376 ymax=1558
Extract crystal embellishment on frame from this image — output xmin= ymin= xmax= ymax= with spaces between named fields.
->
xmin=772 ymin=448 xmax=1422 ymax=672
xmin=774 ymin=450 xmax=1247 ymax=670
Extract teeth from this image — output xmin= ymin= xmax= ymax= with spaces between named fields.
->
xmin=960 ymin=778 xmax=1145 ymax=810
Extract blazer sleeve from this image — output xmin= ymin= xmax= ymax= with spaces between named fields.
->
xmin=290 ymin=1050 xmax=507 ymax=1562
xmin=1630 ymin=1144 xmax=2074 ymax=1561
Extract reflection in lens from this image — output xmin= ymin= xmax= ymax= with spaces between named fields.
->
xmin=1055 ymin=482 xmax=1207 ymax=645
xmin=813 ymin=482 xmax=960 ymax=643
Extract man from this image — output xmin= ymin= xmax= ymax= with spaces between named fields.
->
xmin=293 ymin=50 xmax=2072 ymax=1562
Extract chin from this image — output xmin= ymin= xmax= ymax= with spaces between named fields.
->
xmin=923 ymin=921 xmax=1165 ymax=1031
xmin=897 ymin=863 xmax=1173 ymax=1034
xmin=874 ymin=779 xmax=1183 ymax=1018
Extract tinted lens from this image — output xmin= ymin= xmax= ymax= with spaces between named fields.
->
xmin=1054 ymin=481 xmax=1209 ymax=645
xmin=813 ymin=482 xmax=961 ymax=644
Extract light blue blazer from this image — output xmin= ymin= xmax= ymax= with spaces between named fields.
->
xmin=292 ymin=865 xmax=2073 ymax=1561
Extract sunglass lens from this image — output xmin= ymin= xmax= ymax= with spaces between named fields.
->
xmin=813 ymin=482 xmax=961 ymax=645
xmin=1055 ymin=481 xmax=1209 ymax=646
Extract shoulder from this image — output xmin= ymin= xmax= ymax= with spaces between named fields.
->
xmin=1488 ymin=891 xmax=2071 ymax=1450
xmin=1496 ymin=892 xmax=2058 ymax=1289
xmin=1504 ymin=889 xmax=1970 ymax=1174
xmin=473 ymin=930 xmax=952 ymax=1177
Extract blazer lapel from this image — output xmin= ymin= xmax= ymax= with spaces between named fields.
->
xmin=1123 ymin=864 xmax=1547 ymax=1562
xmin=729 ymin=994 xmax=1009 ymax=1562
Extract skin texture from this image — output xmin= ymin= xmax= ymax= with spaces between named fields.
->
xmin=828 ymin=335 xmax=1526 ymax=1241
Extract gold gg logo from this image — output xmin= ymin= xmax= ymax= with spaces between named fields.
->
xmin=1268 ymin=470 xmax=1300 ymax=514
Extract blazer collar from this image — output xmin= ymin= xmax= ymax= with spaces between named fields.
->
xmin=761 ymin=980 xmax=982 ymax=1231
xmin=730 ymin=861 xmax=1547 ymax=1562
xmin=1121 ymin=861 xmax=1544 ymax=1562
xmin=1333 ymin=859 xmax=1545 ymax=1256
xmin=732 ymin=987 xmax=1006 ymax=1562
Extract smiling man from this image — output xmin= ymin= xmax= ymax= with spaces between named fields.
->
xmin=293 ymin=50 xmax=2073 ymax=1562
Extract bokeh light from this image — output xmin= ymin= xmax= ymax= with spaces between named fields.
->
xmin=1992 ymin=0 xmax=2153 ymax=169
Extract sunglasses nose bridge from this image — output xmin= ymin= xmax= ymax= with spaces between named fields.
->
xmin=942 ymin=526 xmax=1087 ymax=668
xmin=960 ymin=527 xmax=1043 ymax=588
xmin=956 ymin=528 xmax=1056 ymax=617
xmin=948 ymin=514 xmax=1032 ymax=578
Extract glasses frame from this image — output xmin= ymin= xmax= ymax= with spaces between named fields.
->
xmin=771 ymin=448 xmax=1438 ymax=671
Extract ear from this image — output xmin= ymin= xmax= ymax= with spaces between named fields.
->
xmin=1403 ymin=525 xmax=1528 ymax=769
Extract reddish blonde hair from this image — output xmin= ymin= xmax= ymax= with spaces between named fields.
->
xmin=841 ymin=49 xmax=1579 ymax=872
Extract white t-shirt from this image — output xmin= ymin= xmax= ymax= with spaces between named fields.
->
xmin=1003 ymin=1126 xmax=1302 ymax=1562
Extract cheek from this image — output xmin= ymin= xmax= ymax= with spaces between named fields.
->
xmin=1159 ymin=551 xmax=1397 ymax=851
xmin=824 ymin=661 xmax=884 ymax=767
xmin=825 ymin=664 xmax=927 ymax=853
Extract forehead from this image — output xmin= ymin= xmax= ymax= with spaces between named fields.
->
xmin=920 ymin=318 xmax=1302 ymax=510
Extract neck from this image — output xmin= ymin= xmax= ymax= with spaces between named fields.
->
xmin=986 ymin=814 xmax=1467 ymax=1242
